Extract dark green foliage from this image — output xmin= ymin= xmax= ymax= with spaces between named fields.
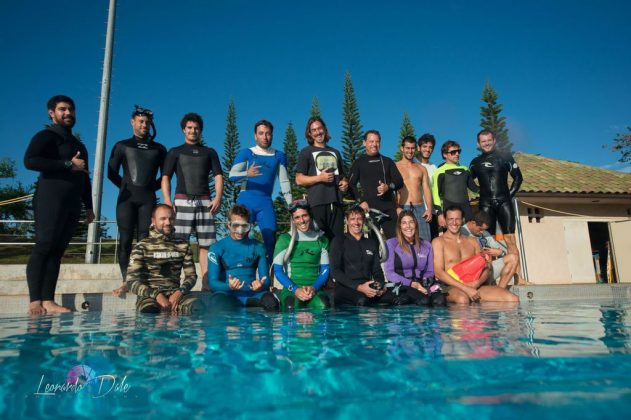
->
xmin=394 ymin=112 xmax=416 ymax=161
xmin=274 ymin=122 xmax=304 ymax=234
xmin=310 ymin=97 xmax=321 ymax=119
xmin=611 ymin=127 xmax=631 ymax=163
xmin=341 ymin=71 xmax=364 ymax=173
xmin=480 ymin=81 xmax=513 ymax=153
xmin=217 ymin=99 xmax=241 ymax=237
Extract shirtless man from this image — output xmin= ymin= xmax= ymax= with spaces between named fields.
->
xmin=396 ymin=136 xmax=432 ymax=241
xmin=432 ymin=205 xmax=518 ymax=304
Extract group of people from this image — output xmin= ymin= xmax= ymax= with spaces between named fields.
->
xmin=23 ymin=95 xmax=523 ymax=315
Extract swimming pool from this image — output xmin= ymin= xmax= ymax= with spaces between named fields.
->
xmin=1 ymin=301 xmax=630 ymax=418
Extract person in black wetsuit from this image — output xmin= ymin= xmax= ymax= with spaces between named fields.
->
xmin=348 ymin=130 xmax=404 ymax=239
xmin=23 ymin=95 xmax=94 ymax=315
xmin=469 ymin=130 xmax=523 ymax=255
xmin=161 ymin=113 xmax=223 ymax=288
xmin=330 ymin=207 xmax=407 ymax=307
xmin=108 ymin=105 xmax=166 ymax=293
xmin=431 ymin=140 xmax=479 ymax=228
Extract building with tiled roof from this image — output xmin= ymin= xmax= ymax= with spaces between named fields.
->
xmin=509 ymin=153 xmax=631 ymax=286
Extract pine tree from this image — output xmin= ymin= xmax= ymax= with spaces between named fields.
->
xmin=273 ymin=122 xmax=304 ymax=234
xmin=480 ymin=81 xmax=512 ymax=153
xmin=0 ymin=158 xmax=33 ymax=237
xmin=310 ymin=96 xmax=321 ymax=119
xmin=217 ymin=98 xmax=240 ymax=238
xmin=341 ymin=71 xmax=364 ymax=173
xmin=394 ymin=112 xmax=416 ymax=161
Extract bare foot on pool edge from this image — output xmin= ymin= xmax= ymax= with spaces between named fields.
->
xmin=42 ymin=301 xmax=73 ymax=313
xmin=28 ymin=301 xmax=46 ymax=316
xmin=112 ymin=283 xmax=128 ymax=298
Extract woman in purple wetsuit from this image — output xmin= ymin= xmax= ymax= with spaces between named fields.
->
xmin=384 ymin=210 xmax=446 ymax=306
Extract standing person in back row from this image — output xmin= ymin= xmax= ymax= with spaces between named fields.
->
xmin=162 ymin=113 xmax=223 ymax=290
xmin=108 ymin=105 xmax=166 ymax=291
xmin=229 ymin=120 xmax=292 ymax=264
xmin=396 ymin=136 xmax=432 ymax=241
xmin=431 ymin=140 xmax=479 ymax=227
xmin=295 ymin=117 xmax=348 ymax=242
xmin=348 ymin=130 xmax=404 ymax=239
xmin=24 ymin=95 xmax=94 ymax=315
xmin=418 ymin=133 xmax=439 ymax=239
xmin=469 ymin=130 xmax=523 ymax=255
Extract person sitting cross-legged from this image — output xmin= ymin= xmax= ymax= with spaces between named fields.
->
xmin=207 ymin=205 xmax=279 ymax=312
xmin=272 ymin=200 xmax=331 ymax=311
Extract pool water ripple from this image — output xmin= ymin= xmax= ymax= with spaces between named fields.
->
xmin=0 ymin=301 xmax=630 ymax=417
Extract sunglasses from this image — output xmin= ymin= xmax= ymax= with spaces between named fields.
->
xmin=446 ymin=149 xmax=462 ymax=155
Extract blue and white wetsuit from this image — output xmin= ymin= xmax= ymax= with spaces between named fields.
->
xmin=208 ymin=236 xmax=270 ymax=305
xmin=229 ymin=146 xmax=292 ymax=261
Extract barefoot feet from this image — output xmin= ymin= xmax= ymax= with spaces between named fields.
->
xmin=42 ymin=300 xmax=72 ymax=313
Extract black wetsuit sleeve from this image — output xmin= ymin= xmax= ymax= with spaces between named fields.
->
xmin=162 ymin=149 xmax=177 ymax=179
xmin=371 ymin=241 xmax=385 ymax=284
xmin=436 ymin=173 xmax=445 ymax=213
xmin=330 ymin=237 xmax=356 ymax=288
xmin=347 ymin=160 xmax=360 ymax=201
xmin=79 ymin=142 xmax=93 ymax=210
xmin=467 ymin=171 xmax=480 ymax=193
xmin=388 ymin=159 xmax=404 ymax=191
xmin=336 ymin=149 xmax=347 ymax=179
xmin=209 ymin=149 xmax=222 ymax=177
xmin=24 ymin=131 xmax=67 ymax=172
xmin=107 ymin=142 xmax=123 ymax=188
xmin=508 ymin=156 xmax=523 ymax=198
xmin=155 ymin=144 xmax=168 ymax=191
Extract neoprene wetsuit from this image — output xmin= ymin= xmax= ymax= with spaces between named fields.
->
xmin=330 ymin=233 xmax=405 ymax=306
xmin=348 ymin=153 xmax=404 ymax=238
xmin=469 ymin=150 xmax=523 ymax=234
xmin=208 ymin=236 xmax=278 ymax=311
xmin=431 ymin=162 xmax=479 ymax=221
xmin=229 ymin=146 xmax=292 ymax=262
xmin=272 ymin=230 xmax=330 ymax=310
xmin=24 ymin=124 xmax=92 ymax=303
xmin=108 ymin=136 xmax=166 ymax=279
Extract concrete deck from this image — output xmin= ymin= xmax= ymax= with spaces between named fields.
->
xmin=1 ymin=264 xmax=629 ymax=314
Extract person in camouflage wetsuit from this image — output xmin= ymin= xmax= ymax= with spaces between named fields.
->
xmin=126 ymin=204 xmax=203 ymax=314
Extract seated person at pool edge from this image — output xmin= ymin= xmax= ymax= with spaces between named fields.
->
xmin=125 ymin=204 xmax=202 ymax=314
xmin=207 ymin=205 xmax=279 ymax=311
xmin=384 ymin=210 xmax=446 ymax=306
xmin=330 ymin=206 xmax=405 ymax=306
xmin=273 ymin=200 xmax=330 ymax=311
xmin=432 ymin=205 xmax=518 ymax=304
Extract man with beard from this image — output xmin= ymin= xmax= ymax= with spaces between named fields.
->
xmin=125 ymin=204 xmax=202 ymax=314
xmin=24 ymin=95 xmax=94 ymax=315
xmin=295 ymin=117 xmax=348 ymax=242
xmin=108 ymin=105 xmax=166 ymax=293
xmin=229 ymin=120 xmax=292 ymax=263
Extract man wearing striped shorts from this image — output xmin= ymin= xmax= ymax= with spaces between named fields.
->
xmin=162 ymin=113 xmax=223 ymax=289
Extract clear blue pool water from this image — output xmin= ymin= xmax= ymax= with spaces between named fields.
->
xmin=1 ymin=301 xmax=630 ymax=418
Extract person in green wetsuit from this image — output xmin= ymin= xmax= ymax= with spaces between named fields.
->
xmin=431 ymin=140 xmax=479 ymax=228
xmin=273 ymin=200 xmax=331 ymax=311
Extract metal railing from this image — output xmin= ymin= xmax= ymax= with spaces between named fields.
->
xmin=0 ymin=219 xmax=290 ymax=264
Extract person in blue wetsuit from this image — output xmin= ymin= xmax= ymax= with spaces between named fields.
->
xmin=229 ymin=120 xmax=292 ymax=263
xmin=208 ymin=205 xmax=279 ymax=311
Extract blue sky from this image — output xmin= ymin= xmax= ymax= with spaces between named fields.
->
xmin=1 ymin=0 xmax=630 ymax=222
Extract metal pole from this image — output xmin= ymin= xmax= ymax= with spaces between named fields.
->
xmin=86 ymin=0 xmax=117 ymax=263
xmin=514 ymin=197 xmax=529 ymax=281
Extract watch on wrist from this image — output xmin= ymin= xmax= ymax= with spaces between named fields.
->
xmin=64 ymin=160 xmax=73 ymax=169
xmin=179 ymin=287 xmax=187 ymax=294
